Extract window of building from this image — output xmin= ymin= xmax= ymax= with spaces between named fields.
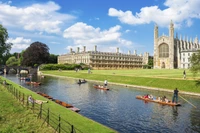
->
xmin=183 ymin=58 xmax=185 ymax=62
xmin=183 ymin=64 xmax=185 ymax=68
xmin=183 ymin=53 xmax=185 ymax=56
xmin=188 ymin=53 xmax=190 ymax=56
xmin=159 ymin=43 xmax=169 ymax=58
xmin=188 ymin=64 xmax=190 ymax=68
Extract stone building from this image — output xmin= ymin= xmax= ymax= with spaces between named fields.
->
xmin=58 ymin=45 xmax=149 ymax=70
xmin=154 ymin=21 xmax=200 ymax=69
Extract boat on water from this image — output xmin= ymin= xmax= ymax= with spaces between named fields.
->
xmin=136 ymin=95 xmax=181 ymax=106
xmin=37 ymin=92 xmax=80 ymax=112
xmin=26 ymin=81 xmax=41 ymax=86
xmin=77 ymin=80 xmax=87 ymax=84
xmin=93 ymin=84 xmax=109 ymax=90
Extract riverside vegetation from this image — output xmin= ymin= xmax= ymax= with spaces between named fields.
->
xmin=41 ymin=69 xmax=200 ymax=94
xmin=0 ymin=77 xmax=117 ymax=133
xmin=0 ymin=85 xmax=55 ymax=133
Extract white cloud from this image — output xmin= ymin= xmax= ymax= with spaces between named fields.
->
xmin=108 ymin=0 xmax=200 ymax=28
xmin=63 ymin=22 xmax=133 ymax=52
xmin=7 ymin=37 xmax=31 ymax=53
xmin=0 ymin=1 xmax=76 ymax=34
xmin=125 ymin=30 xmax=130 ymax=33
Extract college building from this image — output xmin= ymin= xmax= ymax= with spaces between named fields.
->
xmin=58 ymin=45 xmax=149 ymax=70
xmin=154 ymin=20 xmax=200 ymax=69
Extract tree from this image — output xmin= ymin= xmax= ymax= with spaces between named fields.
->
xmin=48 ymin=54 xmax=58 ymax=64
xmin=22 ymin=41 xmax=50 ymax=66
xmin=190 ymin=50 xmax=200 ymax=75
xmin=0 ymin=24 xmax=12 ymax=65
xmin=6 ymin=56 xmax=19 ymax=67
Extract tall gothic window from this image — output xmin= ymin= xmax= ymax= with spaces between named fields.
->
xmin=159 ymin=43 xmax=169 ymax=58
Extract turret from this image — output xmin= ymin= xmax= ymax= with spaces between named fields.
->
xmin=154 ymin=23 xmax=158 ymax=39
xmin=83 ymin=46 xmax=86 ymax=52
xmin=116 ymin=47 xmax=119 ymax=53
xmin=94 ymin=45 xmax=97 ymax=52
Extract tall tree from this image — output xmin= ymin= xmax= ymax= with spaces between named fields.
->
xmin=6 ymin=56 xmax=19 ymax=67
xmin=22 ymin=41 xmax=50 ymax=67
xmin=48 ymin=54 xmax=58 ymax=64
xmin=0 ymin=24 xmax=12 ymax=65
xmin=190 ymin=50 xmax=200 ymax=75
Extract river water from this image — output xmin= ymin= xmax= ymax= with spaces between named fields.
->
xmin=3 ymin=74 xmax=200 ymax=133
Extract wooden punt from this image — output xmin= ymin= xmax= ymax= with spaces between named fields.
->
xmin=93 ymin=85 xmax=109 ymax=90
xmin=77 ymin=80 xmax=87 ymax=84
xmin=60 ymin=101 xmax=73 ymax=108
xmin=26 ymin=82 xmax=41 ymax=86
xmin=136 ymin=95 xmax=181 ymax=106
xmin=37 ymin=92 xmax=53 ymax=99
xmin=68 ymin=107 xmax=81 ymax=112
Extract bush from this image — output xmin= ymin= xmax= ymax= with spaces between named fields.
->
xmin=40 ymin=64 xmax=82 ymax=70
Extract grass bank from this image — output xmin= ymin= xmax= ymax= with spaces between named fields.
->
xmin=0 ymin=85 xmax=54 ymax=133
xmin=0 ymin=76 xmax=116 ymax=133
xmin=41 ymin=69 xmax=200 ymax=94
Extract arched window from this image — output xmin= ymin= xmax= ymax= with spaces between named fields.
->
xmin=159 ymin=43 xmax=169 ymax=58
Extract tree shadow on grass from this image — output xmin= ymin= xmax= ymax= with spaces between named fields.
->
xmin=195 ymin=79 xmax=200 ymax=86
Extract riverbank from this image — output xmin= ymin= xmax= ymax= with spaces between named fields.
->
xmin=0 ymin=76 xmax=117 ymax=133
xmin=41 ymin=70 xmax=200 ymax=97
xmin=0 ymin=85 xmax=55 ymax=133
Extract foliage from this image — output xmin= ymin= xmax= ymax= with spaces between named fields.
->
xmin=22 ymin=41 xmax=50 ymax=66
xmin=6 ymin=56 xmax=19 ymax=66
xmin=0 ymin=24 xmax=12 ymax=65
xmin=40 ymin=64 xmax=82 ymax=70
xmin=190 ymin=50 xmax=200 ymax=76
xmin=148 ymin=57 xmax=153 ymax=68
xmin=48 ymin=54 xmax=58 ymax=64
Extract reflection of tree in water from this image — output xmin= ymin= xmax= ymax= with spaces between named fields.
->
xmin=172 ymin=106 xmax=178 ymax=121
xmin=190 ymin=108 xmax=200 ymax=132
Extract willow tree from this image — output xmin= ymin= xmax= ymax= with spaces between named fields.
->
xmin=0 ymin=24 xmax=12 ymax=65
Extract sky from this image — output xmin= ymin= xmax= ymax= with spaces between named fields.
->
xmin=0 ymin=0 xmax=200 ymax=56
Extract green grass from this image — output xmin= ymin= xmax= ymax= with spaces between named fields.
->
xmin=41 ymin=69 xmax=200 ymax=94
xmin=0 ymin=85 xmax=55 ymax=133
xmin=0 ymin=77 xmax=117 ymax=133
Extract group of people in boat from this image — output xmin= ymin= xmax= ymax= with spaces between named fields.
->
xmin=143 ymin=88 xmax=179 ymax=103
xmin=78 ymin=79 xmax=87 ymax=84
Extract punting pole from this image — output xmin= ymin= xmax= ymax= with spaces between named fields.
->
xmin=179 ymin=95 xmax=197 ymax=108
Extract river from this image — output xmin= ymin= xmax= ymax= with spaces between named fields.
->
xmin=3 ymin=74 xmax=200 ymax=133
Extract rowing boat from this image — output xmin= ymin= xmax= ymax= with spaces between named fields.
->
xmin=93 ymin=84 xmax=109 ymax=90
xmin=136 ymin=95 xmax=181 ymax=106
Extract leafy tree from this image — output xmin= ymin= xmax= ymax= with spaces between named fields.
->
xmin=6 ymin=56 xmax=19 ymax=66
xmin=22 ymin=41 xmax=50 ymax=66
xmin=190 ymin=50 xmax=200 ymax=75
xmin=148 ymin=57 xmax=153 ymax=68
xmin=48 ymin=54 xmax=58 ymax=64
xmin=0 ymin=24 xmax=12 ymax=65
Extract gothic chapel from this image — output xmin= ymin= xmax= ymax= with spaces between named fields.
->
xmin=154 ymin=21 xmax=200 ymax=69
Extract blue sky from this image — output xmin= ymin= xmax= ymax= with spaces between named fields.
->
xmin=0 ymin=0 xmax=200 ymax=55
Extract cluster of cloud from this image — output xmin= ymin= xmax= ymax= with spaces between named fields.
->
xmin=108 ymin=0 xmax=200 ymax=28
xmin=63 ymin=22 xmax=133 ymax=52
xmin=0 ymin=1 xmax=76 ymax=34
xmin=7 ymin=37 xmax=31 ymax=53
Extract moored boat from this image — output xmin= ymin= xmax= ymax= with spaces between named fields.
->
xmin=93 ymin=84 xmax=109 ymax=90
xmin=136 ymin=95 xmax=181 ymax=106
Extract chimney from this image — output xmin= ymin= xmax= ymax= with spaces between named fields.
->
xmin=116 ymin=47 xmax=119 ymax=53
xmin=94 ymin=45 xmax=97 ymax=52
xmin=83 ymin=46 xmax=86 ymax=52
xmin=77 ymin=47 xmax=80 ymax=53
xmin=70 ymin=48 xmax=73 ymax=53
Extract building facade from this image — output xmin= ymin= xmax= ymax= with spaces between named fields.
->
xmin=58 ymin=46 xmax=149 ymax=70
xmin=154 ymin=21 xmax=200 ymax=69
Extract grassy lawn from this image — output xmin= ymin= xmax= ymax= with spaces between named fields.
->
xmin=0 ymin=85 xmax=55 ymax=133
xmin=0 ymin=77 xmax=117 ymax=133
xmin=41 ymin=69 xmax=200 ymax=94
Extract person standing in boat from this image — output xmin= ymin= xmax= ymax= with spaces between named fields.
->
xmin=172 ymin=88 xmax=179 ymax=103
xmin=104 ymin=80 xmax=108 ymax=88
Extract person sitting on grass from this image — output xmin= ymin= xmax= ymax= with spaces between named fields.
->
xmin=28 ymin=95 xmax=48 ymax=104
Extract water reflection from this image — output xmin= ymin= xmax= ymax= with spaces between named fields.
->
xmin=3 ymin=74 xmax=200 ymax=133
